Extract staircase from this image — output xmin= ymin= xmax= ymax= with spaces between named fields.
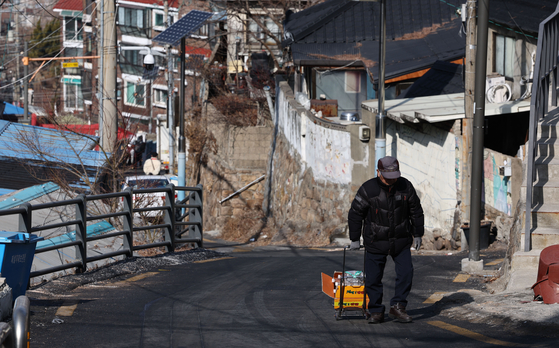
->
xmin=510 ymin=112 xmax=559 ymax=291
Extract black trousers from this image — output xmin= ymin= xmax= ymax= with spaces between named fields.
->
xmin=364 ymin=247 xmax=413 ymax=313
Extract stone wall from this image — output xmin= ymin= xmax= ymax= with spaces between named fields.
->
xmin=265 ymin=132 xmax=351 ymax=245
xmin=199 ymin=104 xmax=272 ymax=232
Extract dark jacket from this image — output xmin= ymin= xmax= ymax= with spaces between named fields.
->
xmin=348 ymin=177 xmax=424 ymax=255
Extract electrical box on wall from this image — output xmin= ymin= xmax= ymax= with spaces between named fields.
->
xmin=359 ymin=126 xmax=371 ymax=142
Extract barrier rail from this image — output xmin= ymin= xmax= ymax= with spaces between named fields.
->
xmin=525 ymin=4 xmax=559 ymax=251
xmin=0 ymin=295 xmax=30 ymax=348
xmin=0 ymin=184 xmax=203 ymax=279
xmin=13 ymin=296 xmax=29 ymax=348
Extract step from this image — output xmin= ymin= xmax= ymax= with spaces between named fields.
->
xmin=536 ymin=139 xmax=559 ymax=157
xmin=535 ymin=158 xmax=559 ymax=181
xmin=511 ymin=249 xmax=542 ymax=271
xmin=506 ymin=268 xmax=538 ymax=292
xmin=531 ymin=180 xmax=559 ymax=205
xmin=521 ymin=227 xmax=559 ymax=250
xmin=529 ymin=203 xmax=559 ymax=228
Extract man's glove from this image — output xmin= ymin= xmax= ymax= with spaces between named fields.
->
xmin=412 ymin=237 xmax=422 ymax=250
xmin=349 ymin=241 xmax=361 ymax=250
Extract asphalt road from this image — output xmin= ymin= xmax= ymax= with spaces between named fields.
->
xmin=27 ymin=244 xmax=554 ymax=348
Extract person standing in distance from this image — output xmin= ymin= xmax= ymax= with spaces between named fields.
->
xmin=347 ymin=156 xmax=424 ymax=324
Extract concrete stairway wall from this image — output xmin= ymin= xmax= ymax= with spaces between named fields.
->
xmin=510 ymin=115 xmax=559 ymax=291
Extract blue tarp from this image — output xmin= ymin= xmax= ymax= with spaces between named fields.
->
xmin=3 ymin=102 xmax=27 ymax=115
xmin=36 ymin=220 xmax=116 ymax=250
xmin=0 ymin=182 xmax=59 ymax=209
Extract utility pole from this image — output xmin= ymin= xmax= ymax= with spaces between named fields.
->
xmin=461 ymin=0 xmax=476 ymax=228
xmin=374 ymin=0 xmax=386 ymax=170
xmin=101 ymin=0 xmax=118 ymax=152
xmin=98 ymin=0 xmax=104 ymax=145
xmin=23 ymin=41 xmax=28 ymax=123
xmin=165 ymin=0 xmax=175 ymax=174
xmin=14 ymin=7 xmax=20 ymax=105
xmin=469 ymin=0 xmax=490 ymax=262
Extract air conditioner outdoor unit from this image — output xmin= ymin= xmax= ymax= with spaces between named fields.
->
xmin=486 ymin=74 xmax=511 ymax=103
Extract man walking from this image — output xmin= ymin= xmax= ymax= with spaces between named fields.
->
xmin=347 ymin=156 xmax=424 ymax=324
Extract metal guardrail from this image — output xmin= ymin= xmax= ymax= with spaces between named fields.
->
xmin=525 ymin=3 xmax=559 ymax=252
xmin=0 ymin=295 xmax=30 ymax=348
xmin=13 ymin=296 xmax=29 ymax=348
xmin=0 ymin=184 xmax=203 ymax=279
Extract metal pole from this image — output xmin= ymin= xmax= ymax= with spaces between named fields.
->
xmin=374 ymin=0 xmax=386 ymax=171
xmin=178 ymin=37 xmax=186 ymax=202
xmin=469 ymin=0 xmax=490 ymax=262
xmin=165 ymin=0 xmax=175 ymax=174
xmin=98 ymin=0 xmax=104 ymax=147
xmin=23 ymin=41 xmax=28 ymax=123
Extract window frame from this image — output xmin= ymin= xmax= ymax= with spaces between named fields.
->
xmin=124 ymin=81 xmax=147 ymax=107
xmin=494 ymin=33 xmax=516 ymax=79
xmin=64 ymin=17 xmax=83 ymax=42
xmin=63 ymin=78 xmax=84 ymax=111
xmin=344 ymin=71 xmax=361 ymax=94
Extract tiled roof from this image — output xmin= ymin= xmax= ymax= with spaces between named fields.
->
xmin=284 ymin=0 xmax=559 ymax=81
xmin=53 ymin=0 xmax=83 ymax=12
xmin=398 ymin=61 xmax=464 ymax=99
xmin=283 ymin=0 xmax=465 ymax=81
xmin=489 ymin=0 xmax=559 ymax=36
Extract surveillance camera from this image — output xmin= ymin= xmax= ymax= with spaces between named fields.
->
xmin=144 ymin=54 xmax=155 ymax=71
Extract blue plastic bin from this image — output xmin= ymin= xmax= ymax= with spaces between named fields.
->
xmin=0 ymin=231 xmax=43 ymax=298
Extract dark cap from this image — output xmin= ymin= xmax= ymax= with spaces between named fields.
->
xmin=378 ymin=156 xmax=401 ymax=179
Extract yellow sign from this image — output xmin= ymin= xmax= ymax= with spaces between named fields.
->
xmin=63 ymin=62 xmax=79 ymax=68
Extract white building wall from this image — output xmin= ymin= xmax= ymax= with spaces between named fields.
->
xmin=277 ymin=86 xmax=353 ymax=184
xmin=305 ymin=120 xmax=352 ymax=184
xmin=386 ymin=121 xmax=458 ymax=231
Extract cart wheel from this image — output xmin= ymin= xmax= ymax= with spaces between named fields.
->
xmin=335 ymin=310 xmax=342 ymax=321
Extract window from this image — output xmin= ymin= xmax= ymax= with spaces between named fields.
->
xmin=122 ymin=48 xmax=142 ymax=66
xmin=154 ymin=89 xmax=167 ymax=107
xmin=118 ymin=7 xmax=148 ymax=28
xmin=65 ymin=17 xmax=83 ymax=41
xmin=63 ymin=79 xmax=83 ymax=111
xmin=153 ymin=11 xmax=174 ymax=31
xmin=155 ymin=13 xmax=164 ymax=27
xmin=495 ymin=34 xmax=515 ymax=78
xmin=247 ymin=17 xmax=280 ymax=44
xmin=125 ymin=81 xmax=145 ymax=107
xmin=345 ymin=71 xmax=361 ymax=93
xmin=193 ymin=23 xmax=209 ymax=37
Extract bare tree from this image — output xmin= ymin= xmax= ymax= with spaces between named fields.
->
xmin=214 ymin=0 xmax=324 ymax=69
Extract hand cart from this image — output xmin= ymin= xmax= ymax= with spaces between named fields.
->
xmin=321 ymin=245 xmax=369 ymax=320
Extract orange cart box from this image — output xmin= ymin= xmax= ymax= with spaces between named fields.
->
xmin=322 ymin=272 xmax=369 ymax=309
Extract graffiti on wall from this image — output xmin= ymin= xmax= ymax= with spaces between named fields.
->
xmin=483 ymin=150 xmax=511 ymax=215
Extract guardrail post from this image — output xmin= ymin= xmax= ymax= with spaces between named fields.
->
xmin=123 ymin=188 xmax=134 ymax=258
xmin=75 ymin=194 xmax=87 ymax=273
xmin=0 ymin=322 xmax=13 ymax=348
xmin=163 ymin=184 xmax=175 ymax=252
xmin=17 ymin=202 xmax=32 ymax=234
xmin=13 ymin=295 xmax=30 ymax=348
xmin=189 ymin=184 xmax=203 ymax=248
